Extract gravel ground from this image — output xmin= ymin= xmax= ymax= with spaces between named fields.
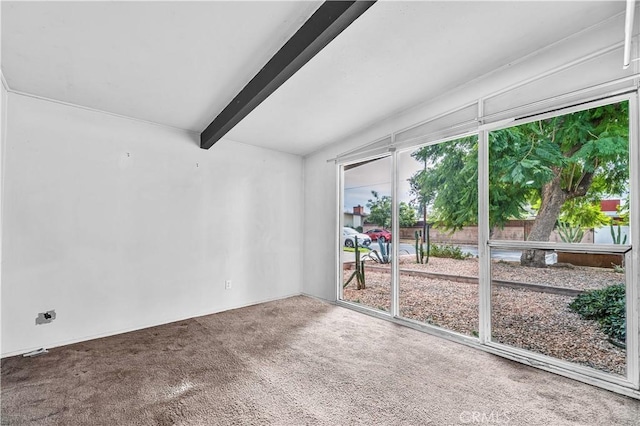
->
xmin=342 ymin=257 xmax=627 ymax=376
xmin=394 ymin=255 xmax=625 ymax=290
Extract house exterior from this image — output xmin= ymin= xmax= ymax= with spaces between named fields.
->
xmin=343 ymin=205 xmax=366 ymax=229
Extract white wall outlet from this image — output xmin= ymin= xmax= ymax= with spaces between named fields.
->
xmin=225 ymin=280 xmax=232 ymax=290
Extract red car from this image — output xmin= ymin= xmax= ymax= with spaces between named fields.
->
xmin=365 ymin=228 xmax=392 ymax=243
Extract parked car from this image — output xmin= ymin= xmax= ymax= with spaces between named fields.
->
xmin=365 ymin=228 xmax=392 ymax=243
xmin=343 ymin=227 xmax=372 ymax=248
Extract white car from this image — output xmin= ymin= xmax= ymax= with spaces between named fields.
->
xmin=343 ymin=227 xmax=372 ymax=248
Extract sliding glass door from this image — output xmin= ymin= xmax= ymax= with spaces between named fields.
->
xmin=340 ymin=156 xmax=392 ymax=313
xmin=397 ymin=138 xmax=479 ymax=337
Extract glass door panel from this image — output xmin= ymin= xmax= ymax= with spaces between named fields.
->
xmin=341 ymin=156 xmax=392 ymax=313
xmin=397 ymin=137 xmax=480 ymax=337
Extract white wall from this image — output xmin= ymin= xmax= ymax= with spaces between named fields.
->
xmin=302 ymin=150 xmax=338 ymax=301
xmin=302 ymin=14 xmax=631 ymax=301
xmin=595 ymin=226 xmax=631 ymax=244
xmin=1 ymin=81 xmax=7 ymax=345
xmin=1 ymin=93 xmax=303 ymax=356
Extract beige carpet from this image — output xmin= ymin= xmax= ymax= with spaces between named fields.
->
xmin=1 ymin=295 xmax=639 ymax=425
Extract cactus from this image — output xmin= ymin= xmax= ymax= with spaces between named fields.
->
xmin=610 ymin=223 xmax=628 ymax=245
xmin=343 ymin=236 xmax=366 ymax=289
xmin=378 ymin=238 xmax=390 ymax=263
xmin=415 ymin=231 xmax=422 ymax=264
xmin=557 ymin=221 xmax=584 ymax=243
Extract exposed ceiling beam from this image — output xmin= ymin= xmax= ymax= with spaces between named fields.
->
xmin=200 ymin=1 xmax=376 ymax=150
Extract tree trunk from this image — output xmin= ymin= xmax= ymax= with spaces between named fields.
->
xmin=520 ymin=174 xmax=567 ymax=267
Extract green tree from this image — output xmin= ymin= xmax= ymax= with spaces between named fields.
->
xmin=616 ymin=195 xmax=630 ymax=225
xmin=410 ymin=101 xmax=629 ymax=267
xmin=399 ymin=201 xmax=418 ymax=228
xmin=410 ymin=136 xmax=483 ymax=230
xmin=366 ymin=191 xmax=417 ymax=228
xmin=557 ymin=198 xmax=609 ymax=228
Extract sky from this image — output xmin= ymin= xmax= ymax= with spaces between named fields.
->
xmin=343 ymin=150 xmax=423 ymax=214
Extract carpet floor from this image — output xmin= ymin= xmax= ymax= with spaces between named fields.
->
xmin=1 ymin=295 xmax=639 ymax=425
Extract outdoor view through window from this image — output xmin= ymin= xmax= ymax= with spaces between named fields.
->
xmin=488 ymin=100 xmax=630 ymax=376
xmin=340 ymin=99 xmax=631 ymax=377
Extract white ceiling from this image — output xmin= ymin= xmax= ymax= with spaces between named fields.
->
xmin=1 ymin=1 xmax=627 ymax=156
xmin=1 ymin=1 xmax=321 ymax=132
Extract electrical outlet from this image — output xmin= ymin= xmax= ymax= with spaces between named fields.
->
xmin=36 ymin=310 xmax=56 ymax=325
xmin=225 ymin=280 xmax=232 ymax=290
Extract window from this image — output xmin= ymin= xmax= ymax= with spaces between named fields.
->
xmin=336 ymin=94 xmax=639 ymax=394
xmin=486 ymin=99 xmax=635 ymax=381
xmin=340 ymin=156 xmax=392 ymax=313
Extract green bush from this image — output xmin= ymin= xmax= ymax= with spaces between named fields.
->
xmin=569 ymin=284 xmax=626 ymax=343
xmin=429 ymin=244 xmax=471 ymax=260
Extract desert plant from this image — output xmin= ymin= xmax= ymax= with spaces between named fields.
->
xmin=414 ymin=230 xmax=430 ymax=264
xmin=343 ymin=236 xmax=366 ymax=290
xmin=612 ymin=263 xmax=625 ymax=274
xmin=429 ymin=244 xmax=471 ymax=260
xmin=557 ymin=221 xmax=584 ymax=243
xmin=610 ymin=223 xmax=628 ymax=244
xmin=569 ymin=284 xmax=626 ymax=344
xmin=378 ymin=238 xmax=390 ymax=263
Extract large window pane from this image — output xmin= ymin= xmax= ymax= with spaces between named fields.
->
xmin=341 ymin=156 xmax=392 ymax=312
xmin=487 ymin=99 xmax=631 ymax=377
xmin=397 ymin=138 xmax=479 ymax=337
xmin=490 ymin=248 xmax=627 ymax=376
xmin=488 ymin=101 xmax=630 ymax=263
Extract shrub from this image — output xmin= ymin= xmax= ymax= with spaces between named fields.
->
xmin=569 ymin=284 xmax=626 ymax=343
xmin=429 ymin=244 xmax=471 ymax=260
xmin=612 ymin=263 xmax=625 ymax=274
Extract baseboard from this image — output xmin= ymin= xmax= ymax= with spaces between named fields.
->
xmin=300 ymin=292 xmax=336 ymax=305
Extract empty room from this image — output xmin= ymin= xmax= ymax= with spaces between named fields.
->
xmin=2 ymin=1 xmax=640 ymax=424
